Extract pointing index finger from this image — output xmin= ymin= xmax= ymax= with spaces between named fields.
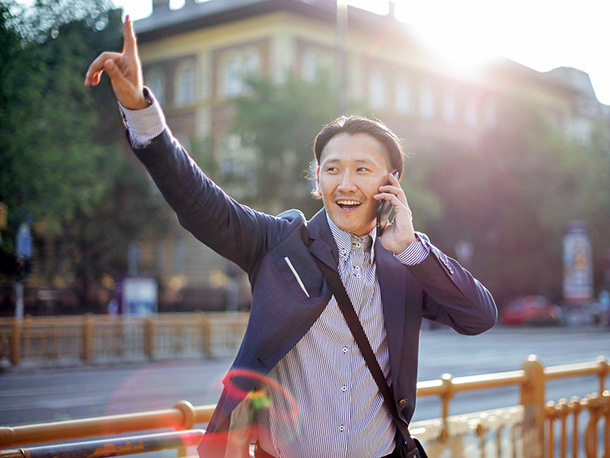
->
xmin=122 ymin=15 xmax=137 ymax=55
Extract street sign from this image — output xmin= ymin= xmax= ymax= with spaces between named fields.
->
xmin=16 ymin=223 xmax=32 ymax=259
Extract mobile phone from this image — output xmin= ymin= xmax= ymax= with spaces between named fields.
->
xmin=376 ymin=172 xmax=399 ymax=237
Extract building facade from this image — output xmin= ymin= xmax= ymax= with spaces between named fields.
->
xmin=130 ymin=0 xmax=608 ymax=308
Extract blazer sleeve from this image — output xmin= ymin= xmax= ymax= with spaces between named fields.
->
xmin=129 ymin=127 xmax=287 ymax=274
xmin=407 ymin=234 xmax=497 ymax=335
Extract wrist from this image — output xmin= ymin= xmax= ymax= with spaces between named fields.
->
xmin=392 ymin=234 xmax=418 ymax=254
xmin=123 ymin=89 xmax=153 ymax=110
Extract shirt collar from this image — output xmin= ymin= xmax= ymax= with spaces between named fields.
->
xmin=326 ymin=214 xmax=376 ymax=261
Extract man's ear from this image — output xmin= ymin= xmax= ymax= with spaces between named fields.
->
xmin=315 ymin=167 xmax=321 ymax=194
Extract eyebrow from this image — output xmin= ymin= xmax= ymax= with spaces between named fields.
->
xmin=321 ymin=158 xmax=377 ymax=165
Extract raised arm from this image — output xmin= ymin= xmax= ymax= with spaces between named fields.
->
xmin=84 ymin=16 xmax=148 ymax=110
xmin=84 ymin=16 xmax=288 ymax=274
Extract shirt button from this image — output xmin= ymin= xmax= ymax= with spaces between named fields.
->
xmin=341 ymin=385 xmax=347 ymax=392
xmin=342 ymin=347 xmax=348 ymax=353
xmin=339 ymin=425 xmax=345 ymax=432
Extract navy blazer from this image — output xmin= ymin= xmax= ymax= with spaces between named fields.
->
xmin=131 ymin=128 xmax=497 ymax=457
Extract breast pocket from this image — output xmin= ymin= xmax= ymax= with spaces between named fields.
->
xmin=275 ymin=256 xmax=311 ymax=300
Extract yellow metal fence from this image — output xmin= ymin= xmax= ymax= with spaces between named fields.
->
xmin=0 ymin=358 xmax=607 ymax=456
xmin=0 ymin=313 xmax=249 ymax=366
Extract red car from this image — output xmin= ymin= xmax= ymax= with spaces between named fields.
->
xmin=500 ymin=296 xmax=563 ymax=326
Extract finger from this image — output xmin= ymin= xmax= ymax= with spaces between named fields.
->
xmin=104 ymin=59 xmax=131 ymax=90
xmin=377 ymin=184 xmax=407 ymax=205
xmin=85 ymin=51 xmax=121 ymax=85
xmin=122 ymin=15 xmax=138 ymax=56
xmin=387 ymin=172 xmax=408 ymax=204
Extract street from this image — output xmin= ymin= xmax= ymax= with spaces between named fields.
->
xmin=0 ymin=326 xmax=608 ymax=427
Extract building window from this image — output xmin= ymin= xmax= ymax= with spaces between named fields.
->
xmin=174 ymin=61 xmax=195 ymax=107
xmin=482 ymin=98 xmax=497 ymax=128
xmin=223 ymin=56 xmax=241 ymax=98
xmin=395 ymin=77 xmax=411 ymax=114
xmin=302 ymin=50 xmax=333 ymax=83
xmin=419 ymin=81 xmax=434 ymax=118
xmin=220 ymin=49 xmax=262 ymax=98
xmin=442 ymin=89 xmax=457 ymax=124
xmin=369 ymin=69 xmax=386 ymax=109
xmin=218 ymin=134 xmax=258 ymax=199
xmin=464 ymin=94 xmax=478 ymax=127
xmin=243 ymin=52 xmax=260 ymax=81
xmin=146 ymin=68 xmax=165 ymax=105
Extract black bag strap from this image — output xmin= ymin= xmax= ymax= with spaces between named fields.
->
xmin=314 ymin=257 xmax=421 ymax=455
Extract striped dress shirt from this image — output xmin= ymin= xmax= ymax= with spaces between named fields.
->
xmin=260 ymin=216 xmax=428 ymax=458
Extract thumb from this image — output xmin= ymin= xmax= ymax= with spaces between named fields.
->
xmin=104 ymin=59 xmax=128 ymax=86
xmin=104 ymin=59 xmax=142 ymax=108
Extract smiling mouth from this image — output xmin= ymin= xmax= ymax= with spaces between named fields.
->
xmin=336 ymin=199 xmax=362 ymax=210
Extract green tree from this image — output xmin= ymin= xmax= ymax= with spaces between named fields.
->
xmin=0 ymin=0 xmax=172 ymax=312
xmin=230 ymin=74 xmax=337 ymax=217
xmin=423 ymin=103 xmax=610 ymax=305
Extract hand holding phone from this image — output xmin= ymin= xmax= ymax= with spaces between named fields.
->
xmin=376 ymin=172 xmax=399 ymax=237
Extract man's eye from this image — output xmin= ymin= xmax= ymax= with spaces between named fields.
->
xmin=356 ymin=167 xmax=369 ymax=172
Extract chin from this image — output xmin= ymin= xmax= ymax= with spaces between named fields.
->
xmin=337 ymin=220 xmax=374 ymax=236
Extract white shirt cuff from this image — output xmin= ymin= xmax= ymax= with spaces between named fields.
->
xmin=394 ymin=239 xmax=430 ymax=265
xmin=119 ymin=89 xmax=166 ymax=149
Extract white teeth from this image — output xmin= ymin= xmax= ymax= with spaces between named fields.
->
xmin=337 ymin=200 xmax=360 ymax=206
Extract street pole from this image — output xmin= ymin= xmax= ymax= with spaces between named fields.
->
xmin=15 ymin=221 xmax=32 ymax=320
xmin=15 ymin=281 xmax=24 ymax=320
xmin=336 ymin=0 xmax=348 ymax=116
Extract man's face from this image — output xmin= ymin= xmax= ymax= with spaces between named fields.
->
xmin=316 ymin=132 xmax=392 ymax=236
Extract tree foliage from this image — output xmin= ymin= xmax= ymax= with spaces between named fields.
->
xmin=422 ymin=104 xmax=610 ymax=304
xmin=231 ymin=74 xmax=337 ymax=217
xmin=0 ymin=0 xmax=120 ymax=231
xmin=0 ymin=0 xmax=172 ymax=309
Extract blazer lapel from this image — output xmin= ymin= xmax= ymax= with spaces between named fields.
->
xmin=306 ymin=209 xmax=339 ymax=270
xmin=375 ymin=239 xmax=408 ymax=386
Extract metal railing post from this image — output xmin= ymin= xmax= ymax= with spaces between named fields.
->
xmin=82 ymin=314 xmax=93 ymax=362
xmin=201 ymin=315 xmax=212 ymax=358
xmin=144 ymin=318 xmax=155 ymax=360
xmin=520 ymin=355 xmax=546 ymax=458
xmin=439 ymin=373 xmax=454 ymax=442
xmin=10 ymin=320 xmax=20 ymax=366
xmin=597 ymin=356 xmax=609 ymax=395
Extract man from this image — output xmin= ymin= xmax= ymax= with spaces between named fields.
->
xmin=86 ymin=17 xmax=496 ymax=458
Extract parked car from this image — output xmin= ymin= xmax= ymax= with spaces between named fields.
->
xmin=500 ymin=295 xmax=563 ymax=326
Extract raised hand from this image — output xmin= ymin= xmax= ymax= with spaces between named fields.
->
xmin=84 ymin=16 xmax=148 ymax=110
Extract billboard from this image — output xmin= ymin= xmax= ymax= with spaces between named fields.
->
xmin=115 ymin=277 xmax=158 ymax=316
xmin=563 ymin=221 xmax=593 ymax=303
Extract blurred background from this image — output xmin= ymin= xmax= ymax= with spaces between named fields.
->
xmin=1 ymin=0 xmax=609 ymax=327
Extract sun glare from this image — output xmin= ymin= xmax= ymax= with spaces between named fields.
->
xmin=394 ymin=1 xmax=500 ymax=71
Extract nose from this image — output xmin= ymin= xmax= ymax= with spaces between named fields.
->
xmin=337 ymin=171 xmax=357 ymax=193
